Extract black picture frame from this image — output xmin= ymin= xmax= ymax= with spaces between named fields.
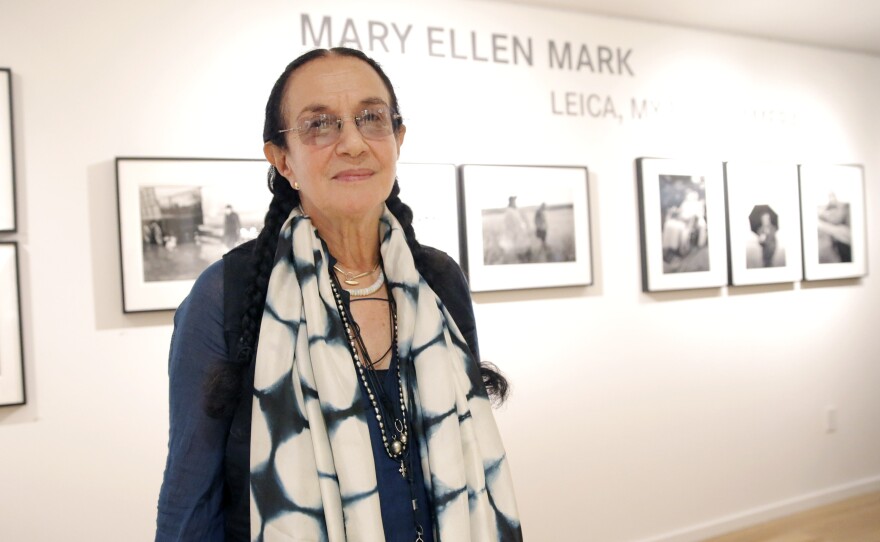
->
xmin=798 ymin=164 xmax=868 ymax=281
xmin=0 ymin=68 xmax=16 ymax=233
xmin=116 ymin=157 xmax=271 ymax=312
xmin=724 ymin=162 xmax=803 ymax=286
xmin=0 ymin=242 xmax=25 ymax=407
xmin=459 ymin=164 xmax=593 ymax=292
xmin=637 ymin=158 xmax=729 ymax=292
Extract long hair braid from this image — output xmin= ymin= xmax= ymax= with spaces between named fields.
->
xmin=236 ymin=170 xmax=300 ymax=363
xmin=203 ymin=167 xmax=299 ymax=419
xmin=385 ymin=180 xmax=422 ymax=259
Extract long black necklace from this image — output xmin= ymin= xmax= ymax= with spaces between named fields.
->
xmin=329 ymin=274 xmax=426 ymax=542
xmin=331 ymin=278 xmax=409 ymax=464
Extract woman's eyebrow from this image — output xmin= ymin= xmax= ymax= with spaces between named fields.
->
xmin=359 ymin=97 xmax=389 ymax=107
xmin=295 ymin=97 xmax=390 ymax=118
xmin=297 ymin=103 xmax=330 ymax=115
xmin=296 ymin=97 xmax=389 ymax=114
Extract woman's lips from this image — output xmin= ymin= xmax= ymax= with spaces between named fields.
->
xmin=333 ymin=169 xmax=374 ymax=182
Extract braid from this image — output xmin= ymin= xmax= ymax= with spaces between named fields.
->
xmin=237 ymin=168 xmax=299 ymax=359
xmin=385 ymin=180 xmax=422 ymax=263
xmin=203 ymin=167 xmax=299 ymax=419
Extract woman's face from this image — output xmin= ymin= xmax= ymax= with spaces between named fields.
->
xmin=267 ymin=55 xmax=405 ymax=225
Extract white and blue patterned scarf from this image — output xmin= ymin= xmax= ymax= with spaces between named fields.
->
xmin=250 ymin=206 xmax=521 ymax=541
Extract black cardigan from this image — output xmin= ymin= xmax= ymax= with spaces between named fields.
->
xmin=219 ymin=239 xmax=479 ymax=540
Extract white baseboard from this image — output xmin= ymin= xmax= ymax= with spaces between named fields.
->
xmin=632 ymin=475 xmax=880 ymax=542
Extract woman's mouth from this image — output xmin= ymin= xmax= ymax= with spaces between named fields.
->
xmin=333 ymin=169 xmax=374 ymax=182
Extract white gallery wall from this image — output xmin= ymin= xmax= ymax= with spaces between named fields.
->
xmin=1 ymin=0 xmax=878 ymax=540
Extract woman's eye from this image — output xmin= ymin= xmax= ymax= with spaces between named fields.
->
xmin=305 ymin=115 xmax=334 ymax=132
xmin=361 ymin=110 xmax=384 ymax=124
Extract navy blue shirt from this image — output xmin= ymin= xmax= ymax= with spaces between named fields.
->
xmin=156 ymin=245 xmax=477 ymax=541
xmin=157 ymin=261 xmax=228 ymax=541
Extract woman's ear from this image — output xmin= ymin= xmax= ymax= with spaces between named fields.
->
xmin=395 ymin=125 xmax=406 ymax=155
xmin=264 ymin=142 xmax=293 ymax=180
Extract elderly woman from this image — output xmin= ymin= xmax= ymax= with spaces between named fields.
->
xmin=155 ymin=48 xmax=522 ymax=542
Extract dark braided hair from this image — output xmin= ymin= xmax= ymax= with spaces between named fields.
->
xmin=204 ymin=47 xmax=507 ymax=418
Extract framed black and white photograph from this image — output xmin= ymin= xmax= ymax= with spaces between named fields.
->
xmin=0 ymin=242 xmax=25 ymax=406
xmin=0 ymin=68 xmax=15 ymax=232
xmin=725 ymin=162 xmax=803 ymax=286
xmin=460 ymin=164 xmax=592 ymax=292
xmin=637 ymin=158 xmax=728 ymax=292
xmin=799 ymin=164 xmax=868 ymax=281
xmin=396 ymin=163 xmax=460 ymax=263
xmin=116 ymin=157 xmax=272 ymax=312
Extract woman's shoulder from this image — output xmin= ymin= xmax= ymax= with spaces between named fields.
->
xmin=416 ymin=245 xmax=480 ymax=359
xmin=417 ymin=245 xmax=463 ymax=276
xmin=220 ymin=239 xmax=258 ymax=331
xmin=224 ymin=239 xmax=258 ymax=264
xmin=416 ymin=245 xmax=470 ymax=294
xmin=179 ymin=259 xmax=224 ymax=319
xmin=170 ymin=259 xmax=227 ymax=364
xmin=415 ymin=245 xmax=466 ymax=291
xmin=174 ymin=238 xmax=257 ymax=345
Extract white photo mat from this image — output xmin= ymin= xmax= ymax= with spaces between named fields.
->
xmin=725 ymin=162 xmax=803 ymax=286
xmin=638 ymin=158 xmax=728 ymax=292
xmin=116 ymin=158 xmax=271 ymax=312
xmin=799 ymin=164 xmax=868 ymax=281
xmin=460 ymin=164 xmax=592 ymax=292
xmin=0 ymin=68 xmax=15 ymax=232
xmin=0 ymin=242 xmax=25 ymax=406
xmin=395 ymin=163 xmax=460 ymax=263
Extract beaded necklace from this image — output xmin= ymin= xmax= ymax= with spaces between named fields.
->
xmin=348 ymin=270 xmax=385 ymax=298
xmin=330 ymin=277 xmax=410 ymax=465
xmin=329 ymin=274 xmax=426 ymax=542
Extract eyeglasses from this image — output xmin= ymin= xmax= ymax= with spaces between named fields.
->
xmin=278 ymin=107 xmax=402 ymax=147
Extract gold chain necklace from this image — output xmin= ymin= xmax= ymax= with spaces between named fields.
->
xmin=333 ymin=261 xmax=380 ymax=285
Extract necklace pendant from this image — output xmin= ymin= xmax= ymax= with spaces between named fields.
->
xmin=390 ymin=438 xmax=403 ymax=456
xmin=399 ymin=461 xmax=407 ymax=478
xmin=344 ymin=278 xmax=360 ymax=286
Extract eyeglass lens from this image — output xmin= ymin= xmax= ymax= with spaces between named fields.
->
xmin=294 ymin=108 xmax=397 ymax=146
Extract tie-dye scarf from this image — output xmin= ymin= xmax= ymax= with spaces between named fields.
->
xmin=249 ymin=206 xmax=522 ymax=541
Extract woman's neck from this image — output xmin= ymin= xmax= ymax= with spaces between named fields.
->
xmin=304 ymin=204 xmax=382 ymax=272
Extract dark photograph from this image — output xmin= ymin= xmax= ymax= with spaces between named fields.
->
xmin=816 ymin=192 xmax=852 ymax=264
xmin=140 ymin=185 xmax=263 ymax=281
xmin=659 ymin=175 xmax=709 ymax=273
xmin=481 ymin=196 xmax=576 ymax=266
xmin=745 ymin=204 xmax=785 ymax=268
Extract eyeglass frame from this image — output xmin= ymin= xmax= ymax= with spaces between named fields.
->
xmin=276 ymin=107 xmax=404 ymax=146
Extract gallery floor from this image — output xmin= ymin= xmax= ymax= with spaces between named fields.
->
xmin=705 ymin=491 xmax=880 ymax=542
